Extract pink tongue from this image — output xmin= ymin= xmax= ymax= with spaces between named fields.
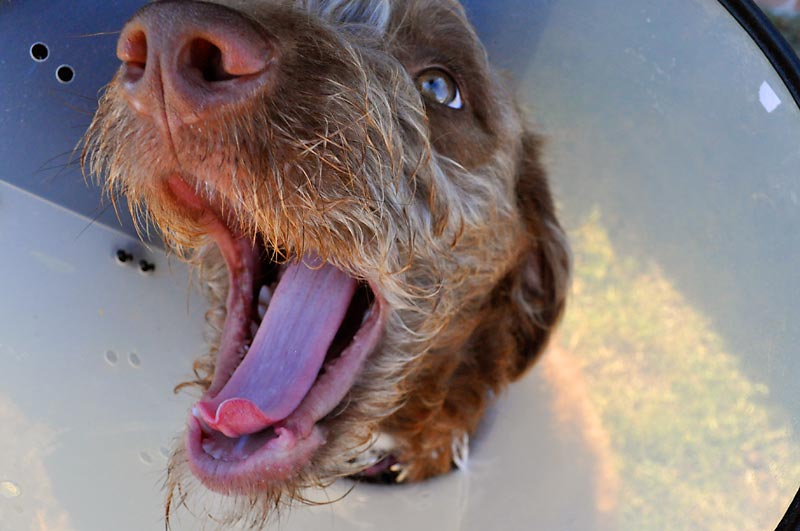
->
xmin=197 ymin=257 xmax=357 ymax=438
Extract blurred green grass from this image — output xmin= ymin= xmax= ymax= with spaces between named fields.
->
xmin=559 ymin=211 xmax=800 ymax=530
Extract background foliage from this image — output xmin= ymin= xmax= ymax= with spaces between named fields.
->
xmin=559 ymin=213 xmax=800 ymax=530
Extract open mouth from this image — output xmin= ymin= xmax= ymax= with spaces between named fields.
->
xmin=167 ymin=176 xmax=384 ymax=494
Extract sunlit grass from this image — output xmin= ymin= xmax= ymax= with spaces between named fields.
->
xmin=560 ymin=211 xmax=800 ymax=530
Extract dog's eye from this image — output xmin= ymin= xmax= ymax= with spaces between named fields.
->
xmin=416 ymin=68 xmax=463 ymax=109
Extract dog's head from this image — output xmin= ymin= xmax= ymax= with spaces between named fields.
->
xmin=84 ymin=0 xmax=568 ymax=524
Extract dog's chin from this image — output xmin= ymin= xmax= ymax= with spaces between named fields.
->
xmin=166 ymin=175 xmax=385 ymax=495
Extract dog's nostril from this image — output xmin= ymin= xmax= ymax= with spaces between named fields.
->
xmin=117 ymin=28 xmax=148 ymax=83
xmin=114 ymin=6 xmax=273 ymax=123
xmin=184 ymin=33 xmax=271 ymax=85
xmin=118 ymin=28 xmax=148 ymax=64
xmin=188 ymin=39 xmax=235 ymax=82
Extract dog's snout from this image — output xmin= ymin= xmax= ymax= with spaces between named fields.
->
xmin=116 ymin=2 xmax=275 ymax=125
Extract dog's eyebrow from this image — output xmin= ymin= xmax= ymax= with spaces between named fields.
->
xmin=390 ymin=4 xmax=489 ymax=75
xmin=299 ymin=0 xmax=391 ymax=34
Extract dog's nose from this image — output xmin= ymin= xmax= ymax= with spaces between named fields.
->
xmin=116 ymin=2 xmax=275 ymax=126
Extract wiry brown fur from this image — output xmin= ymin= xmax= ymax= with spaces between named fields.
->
xmin=83 ymin=0 xmax=569 ymax=527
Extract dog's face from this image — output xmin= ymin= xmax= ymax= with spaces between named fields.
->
xmin=85 ymin=0 xmax=568 ymax=524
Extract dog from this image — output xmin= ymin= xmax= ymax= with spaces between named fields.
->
xmin=83 ymin=0 xmax=570 ymax=526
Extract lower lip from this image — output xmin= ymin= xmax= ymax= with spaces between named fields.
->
xmin=184 ymin=415 xmax=326 ymax=494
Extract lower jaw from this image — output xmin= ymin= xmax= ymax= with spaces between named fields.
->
xmin=184 ymin=289 xmax=386 ymax=493
xmin=185 ymin=415 xmax=327 ymax=494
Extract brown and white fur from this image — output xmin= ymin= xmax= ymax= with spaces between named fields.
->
xmin=83 ymin=0 xmax=570 ymax=526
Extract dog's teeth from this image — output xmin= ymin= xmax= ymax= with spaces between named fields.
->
xmin=255 ymin=286 xmax=272 ymax=323
xmin=395 ymin=467 xmax=409 ymax=483
xmin=202 ymin=440 xmax=224 ymax=460
xmin=361 ymin=307 xmax=372 ymax=325
xmin=238 ymin=344 xmax=249 ymax=361
xmin=258 ymin=285 xmax=272 ymax=305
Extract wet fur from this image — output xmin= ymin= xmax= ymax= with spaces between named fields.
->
xmin=83 ymin=0 xmax=570 ymax=526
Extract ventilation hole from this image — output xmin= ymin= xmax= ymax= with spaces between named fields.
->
xmin=139 ymin=451 xmax=153 ymax=465
xmin=55 ymin=64 xmax=75 ymax=84
xmin=128 ymin=352 xmax=141 ymax=368
xmin=139 ymin=259 xmax=156 ymax=273
xmin=104 ymin=350 xmax=119 ymax=366
xmin=115 ymin=249 xmax=134 ymax=264
xmin=30 ymin=42 xmax=49 ymax=62
xmin=160 ymin=446 xmax=171 ymax=459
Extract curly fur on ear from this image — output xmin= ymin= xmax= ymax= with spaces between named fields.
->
xmin=465 ymin=131 xmax=570 ymax=385
xmin=505 ymin=131 xmax=571 ymax=379
xmin=379 ymin=131 xmax=570 ymax=481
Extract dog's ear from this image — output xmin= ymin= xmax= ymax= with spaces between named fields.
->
xmin=501 ymin=131 xmax=570 ymax=379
